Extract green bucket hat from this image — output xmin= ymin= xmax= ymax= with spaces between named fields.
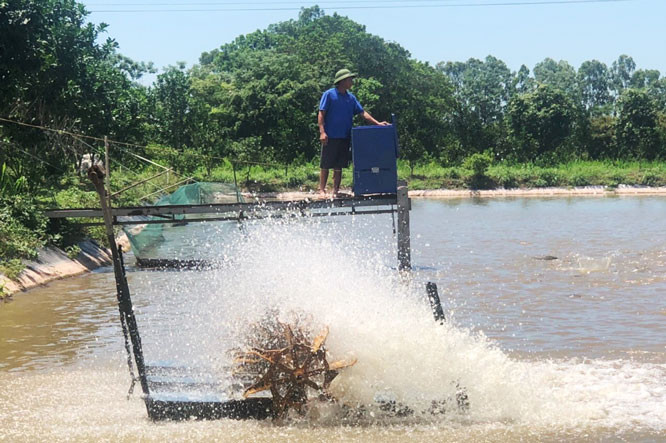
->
xmin=334 ymin=68 xmax=357 ymax=84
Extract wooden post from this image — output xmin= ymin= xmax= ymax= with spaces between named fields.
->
xmin=396 ymin=180 xmax=411 ymax=271
xmin=104 ymin=136 xmax=111 ymax=206
xmin=88 ymin=165 xmax=150 ymax=396
xmin=426 ymin=282 xmax=445 ymax=323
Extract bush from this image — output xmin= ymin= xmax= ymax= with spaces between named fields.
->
xmin=65 ymin=245 xmax=81 ymax=260
xmin=462 ymin=152 xmax=493 ymax=177
xmin=462 ymin=152 xmax=494 ymax=189
xmin=0 ymin=195 xmax=48 ymax=261
xmin=537 ymin=169 xmax=561 ymax=187
xmin=570 ymin=174 xmax=591 ymax=187
xmin=51 ymin=187 xmax=109 ymax=247
xmin=0 ymin=258 xmax=25 ymax=280
xmin=640 ymin=171 xmax=663 ymax=186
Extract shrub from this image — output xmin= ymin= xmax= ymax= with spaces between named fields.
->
xmin=462 ymin=152 xmax=494 ymax=189
xmin=0 ymin=258 xmax=25 ymax=280
xmin=640 ymin=171 xmax=662 ymax=186
xmin=65 ymin=245 xmax=81 ymax=260
xmin=570 ymin=174 xmax=590 ymax=187
xmin=462 ymin=152 xmax=493 ymax=177
xmin=0 ymin=195 xmax=47 ymax=261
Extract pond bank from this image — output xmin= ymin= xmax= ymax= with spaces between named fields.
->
xmin=1 ymin=240 xmax=112 ymax=298
xmin=251 ymin=184 xmax=666 ymax=200
xmin=4 ymin=185 xmax=666 ymax=298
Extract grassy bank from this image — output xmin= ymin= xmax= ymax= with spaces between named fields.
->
xmin=2 ymin=158 xmax=666 ymax=293
xmin=199 ymin=159 xmax=666 ymax=192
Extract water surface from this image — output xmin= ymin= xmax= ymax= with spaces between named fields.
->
xmin=1 ymin=196 xmax=664 ymax=441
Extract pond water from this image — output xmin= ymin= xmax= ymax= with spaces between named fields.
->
xmin=1 ymin=196 xmax=665 ymax=441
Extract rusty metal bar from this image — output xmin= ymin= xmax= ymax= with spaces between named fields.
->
xmin=111 ymin=168 xmax=172 ymax=198
xmin=45 ymin=194 xmax=399 ymax=219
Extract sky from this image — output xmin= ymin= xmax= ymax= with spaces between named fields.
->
xmin=80 ymin=0 xmax=666 ymax=85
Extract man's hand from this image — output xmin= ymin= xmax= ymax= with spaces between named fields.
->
xmin=362 ymin=111 xmax=390 ymax=127
xmin=318 ymin=110 xmax=328 ymax=145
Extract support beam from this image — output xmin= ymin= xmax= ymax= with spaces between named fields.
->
xmin=88 ymin=166 xmax=150 ymax=397
xmin=396 ymin=180 xmax=411 ymax=271
xmin=45 ymin=194 xmax=399 ymax=220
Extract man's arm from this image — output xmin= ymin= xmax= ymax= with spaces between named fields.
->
xmin=361 ymin=111 xmax=389 ymax=126
xmin=318 ymin=110 xmax=328 ymax=145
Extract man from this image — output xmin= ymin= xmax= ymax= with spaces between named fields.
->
xmin=318 ymin=68 xmax=388 ymax=196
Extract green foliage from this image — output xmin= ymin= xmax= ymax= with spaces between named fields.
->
xmin=0 ymin=0 xmax=151 ymax=190
xmin=49 ymin=185 xmax=108 ymax=247
xmin=463 ymin=152 xmax=493 ymax=177
xmin=193 ymin=8 xmax=453 ymax=170
xmin=0 ymin=163 xmax=27 ymax=196
xmin=438 ymin=56 xmax=514 ymax=155
xmin=506 ymin=84 xmax=577 ymax=162
xmin=461 ymin=152 xmax=493 ymax=189
xmin=533 ymin=58 xmax=580 ymax=103
xmin=0 ymin=258 xmax=25 ymax=280
xmin=616 ymin=89 xmax=662 ymax=159
xmin=0 ymin=195 xmax=47 ymax=261
xmin=578 ymin=59 xmax=612 ymax=111
xmin=65 ymin=245 xmax=81 ymax=260
xmin=586 ymin=115 xmax=617 ymax=159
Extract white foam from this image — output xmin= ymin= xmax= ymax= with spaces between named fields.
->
xmin=166 ymin=217 xmax=666 ymax=431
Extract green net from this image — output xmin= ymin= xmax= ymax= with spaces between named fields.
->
xmin=123 ymin=182 xmax=243 ymax=262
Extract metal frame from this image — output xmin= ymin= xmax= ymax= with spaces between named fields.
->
xmin=46 ymin=172 xmax=412 ymax=420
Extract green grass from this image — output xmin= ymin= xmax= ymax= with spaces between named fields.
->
xmin=393 ymin=159 xmax=666 ymax=190
xmin=2 ymin=158 xmax=666 ymax=269
xmin=195 ymin=158 xmax=666 ymax=191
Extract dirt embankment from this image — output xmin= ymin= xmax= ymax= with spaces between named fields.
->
xmin=0 ymin=240 xmax=112 ymax=298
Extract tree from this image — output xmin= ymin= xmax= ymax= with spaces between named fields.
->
xmin=578 ymin=60 xmax=611 ymax=112
xmin=437 ymin=56 xmax=512 ymax=154
xmin=615 ymin=89 xmax=662 ymax=159
xmin=194 ymin=8 xmax=453 ymax=167
xmin=610 ymin=54 xmax=636 ymax=98
xmin=398 ymin=61 xmax=452 ymax=172
xmin=506 ymin=84 xmax=576 ymax=161
xmin=514 ymin=64 xmax=535 ymax=94
xmin=586 ymin=115 xmax=617 ymax=159
xmin=630 ymin=69 xmax=660 ymax=89
xmin=0 ymin=0 xmax=152 ymax=187
xmin=150 ymin=64 xmax=197 ymax=150
xmin=533 ymin=58 xmax=580 ymax=103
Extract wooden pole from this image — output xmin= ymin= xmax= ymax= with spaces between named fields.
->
xmin=396 ymin=180 xmax=411 ymax=271
xmin=104 ymin=136 xmax=111 ymax=206
xmin=88 ymin=165 xmax=150 ymax=396
xmin=426 ymin=282 xmax=445 ymax=323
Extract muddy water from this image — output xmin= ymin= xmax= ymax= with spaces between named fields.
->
xmin=1 ymin=197 xmax=664 ymax=441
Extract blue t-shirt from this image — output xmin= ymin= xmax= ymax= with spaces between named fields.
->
xmin=319 ymin=88 xmax=364 ymax=139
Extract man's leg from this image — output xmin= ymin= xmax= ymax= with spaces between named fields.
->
xmin=333 ymin=169 xmax=342 ymax=195
xmin=319 ymin=169 xmax=329 ymax=194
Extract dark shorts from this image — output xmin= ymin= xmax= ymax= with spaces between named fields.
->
xmin=320 ymin=138 xmax=351 ymax=170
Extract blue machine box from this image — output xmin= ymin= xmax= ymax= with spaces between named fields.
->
xmin=351 ymin=117 xmax=399 ymax=195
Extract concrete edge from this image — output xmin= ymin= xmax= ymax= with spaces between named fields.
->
xmin=244 ymin=186 xmax=666 ymax=200
xmin=0 ymin=240 xmax=113 ymax=298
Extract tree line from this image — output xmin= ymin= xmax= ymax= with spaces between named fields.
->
xmin=2 ymin=2 xmax=666 ymax=193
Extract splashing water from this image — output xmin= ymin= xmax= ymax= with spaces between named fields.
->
xmin=135 ymin=215 xmax=666 ymax=432
xmin=2 ymin=199 xmax=665 ymax=440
